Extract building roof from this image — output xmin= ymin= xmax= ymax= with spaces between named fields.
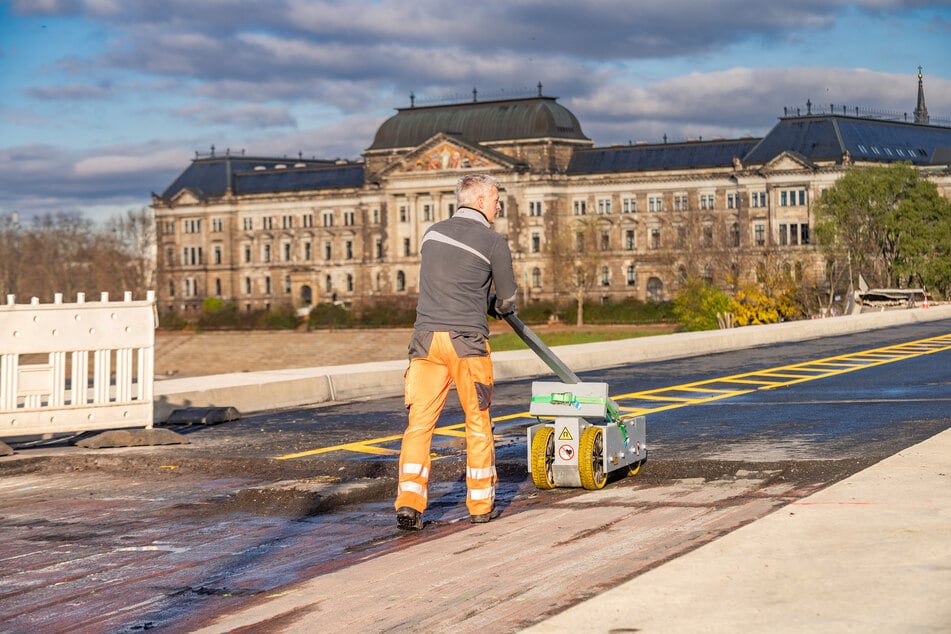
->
xmin=743 ymin=115 xmax=951 ymax=166
xmin=158 ymin=156 xmax=357 ymax=200
xmin=234 ymin=164 xmax=364 ymax=195
xmin=567 ymin=138 xmax=760 ymax=174
xmin=367 ymin=95 xmax=590 ymax=151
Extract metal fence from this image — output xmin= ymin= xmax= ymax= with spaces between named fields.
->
xmin=0 ymin=291 xmax=156 ymax=439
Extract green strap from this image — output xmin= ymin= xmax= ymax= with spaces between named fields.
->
xmin=531 ymin=392 xmax=621 ymax=421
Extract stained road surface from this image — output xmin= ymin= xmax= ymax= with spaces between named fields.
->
xmin=1 ymin=320 xmax=949 ymax=632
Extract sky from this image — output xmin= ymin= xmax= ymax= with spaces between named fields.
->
xmin=1 ymin=0 xmax=950 ymax=225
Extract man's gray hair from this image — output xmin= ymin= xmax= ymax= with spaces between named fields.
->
xmin=456 ymin=174 xmax=500 ymax=207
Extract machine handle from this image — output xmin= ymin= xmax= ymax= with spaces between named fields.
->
xmin=501 ymin=312 xmax=581 ymax=385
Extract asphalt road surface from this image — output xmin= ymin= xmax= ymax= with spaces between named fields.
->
xmin=1 ymin=319 xmax=949 ymax=632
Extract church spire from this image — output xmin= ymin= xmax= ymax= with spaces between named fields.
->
xmin=914 ymin=65 xmax=929 ymax=125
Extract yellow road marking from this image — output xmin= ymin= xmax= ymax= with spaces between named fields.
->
xmin=276 ymin=332 xmax=951 ymax=460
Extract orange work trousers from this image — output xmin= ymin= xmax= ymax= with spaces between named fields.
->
xmin=395 ymin=331 xmax=496 ymax=516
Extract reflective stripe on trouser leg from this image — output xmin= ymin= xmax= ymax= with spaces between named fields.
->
xmin=451 ymin=350 xmax=496 ymax=515
xmin=395 ymin=353 xmax=451 ymax=513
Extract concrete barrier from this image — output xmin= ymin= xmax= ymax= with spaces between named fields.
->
xmin=153 ymin=305 xmax=951 ymax=422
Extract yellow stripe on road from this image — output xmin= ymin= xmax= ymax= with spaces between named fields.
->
xmin=276 ymin=332 xmax=951 ymax=460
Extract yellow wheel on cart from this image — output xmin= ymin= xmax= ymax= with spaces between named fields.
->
xmin=578 ymin=426 xmax=607 ymax=490
xmin=628 ymin=460 xmax=643 ymax=476
xmin=531 ymin=426 xmax=556 ymax=490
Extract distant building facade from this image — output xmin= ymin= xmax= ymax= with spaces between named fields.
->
xmin=153 ymin=79 xmax=951 ymax=316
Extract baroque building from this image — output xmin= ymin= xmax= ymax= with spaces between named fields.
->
xmin=153 ymin=78 xmax=951 ymax=316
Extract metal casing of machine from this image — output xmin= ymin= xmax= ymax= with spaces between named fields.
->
xmin=526 ymin=381 xmax=646 ymax=490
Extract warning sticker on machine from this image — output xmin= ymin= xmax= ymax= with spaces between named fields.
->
xmin=558 ymin=444 xmax=575 ymax=461
xmin=558 ymin=427 xmax=572 ymax=440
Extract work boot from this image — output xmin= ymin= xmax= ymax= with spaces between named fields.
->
xmin=396 ymin=506 xmax=423 ymax=531
xmin=470 ymin=506 xmax=500 ymax=524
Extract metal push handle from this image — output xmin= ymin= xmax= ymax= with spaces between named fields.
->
xmin=501 ymin=312 xmax=581 ymax=385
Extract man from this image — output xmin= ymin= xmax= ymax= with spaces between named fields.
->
xmin=395 ymin=173 xmax=518 ymax=530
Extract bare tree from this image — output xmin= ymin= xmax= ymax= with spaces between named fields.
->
xmin=545 ymin=217 xmax=602 ymax=326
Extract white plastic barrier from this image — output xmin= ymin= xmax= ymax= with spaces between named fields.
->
xmin=0 ymin=291 xmax=156 ymax=439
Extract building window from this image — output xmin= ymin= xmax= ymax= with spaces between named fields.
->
xmin=242 ymin=217 xmax=253 ymax=230
xmin=375 ymin=238 xmax=383 ymax=259
xmin=573 ymin=200 xmax=586 ymax=216
xmin=396 ymin=271 xmax=406 ymax=291
xmin=372 ymin=208 xmax=380 ymax=224
xmin=597 ymin=198 xmax=611 ymax=214
xmin=575 ymin=231 xmax=585 ymax=252
xmin=282 ymin=215 xmax=293 ymax=229
xmin=650 ymin=228 xmax=661 ymax=249
xmin=649 ymin=196 xmax=663 ymax=212
xmin=344 ymin=210 xmax=355 ymax=226
xmin=214 ymin=245 xmax=222 ymax=265
xmin=751 ymin=191 xmax=766 ymax=208
xmin=779 ymin=224 xmax=788 ymax=246
xmin=754 ymin=222 xmax=765 ymax=246
xmin=184 ymin=219 xmax=202 ymax=234
xmin=169 ymin=280 xmax=175 ymax=297
xmin=647 ymin=277 xmax=664 ymax=302
xmin=622 ymin=197 xmax=637 ymax=213
xmin=399 ymin=205 xmax=408 ymax=222
xmin=244 ymin=277 xmax=252 ymax=295
xmin=324 ymin=241 xmax=332 ymax=260
xmin=345 ymin=240 xmax=353 ymax=260
xmin=304 ymin=242 xmax=312 ymax=260
xmin=532 ymin=267 xmax=541 ymax=288
xmin=626 ymin=265 xmax=636 ymax=286
xmin=674 ymin=194 xmax=688 ymax=211
xmin=625 ymin=229 xmax=635 ymax=251
xmin=263 ymin=217 xmax=273 ymax=230
xmin=601 ymin=266 xmax=610 ymax=286
xmin=700 ymin=193 xmax=715 ymax=210
xmin=447 ymin=203 xmax=455 ymax=216
xmin=731 ymin=223 xmax=740 ymax=247
xmin=422 ymin=204 xmax=432 ymax=222
xmin=164 ymin=220 xmax=175 ymax=235
xmin=347 ymin=274 xmax=354 ymax=292
xmin=302 ymin=213 xmax=314 ymax=228
xmin=214 ymin=278 xmax=221 ymax=296
xmin=166 ymin=247 xmax=174 ymax=267
xmin=727 ymin=193 xmax=738 ymax=209
xmin=800 ymin=224 xmax=810 ymax=245
xmin=325 ymin=275 xmax=332 ymax=293
xmin=263 ymin=244 xmax=271 ymax=263
xmin=265 ymin=276 xmax=271 ymax=295
xmin=403 ymin=238 xmax=411 ymax=257
xmin=529 ymin=201 xmax=543 ymax=217
xmin=703 ymin=225 xmax=713 ymax=247
xmin=283 ymin=243 xmax=291 ymax=261
xmin=284 ymin=275 xmax=292 ymax=293
xmin=531 ymin=231 xmax=541 ymax=253
xmin=323 ymin=212 xmax=334 ymax=227
xmin=212 ymin=218 xmax=223 ymax=232
xmin=182 ymin=246 xmax=202 ymax=265
xmin=244 ymin=245 xmax=251 ymax=263
xmin=600 ymin=231 xmax=610 ymax=251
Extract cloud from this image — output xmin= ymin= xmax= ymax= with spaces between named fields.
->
xmin=25 ymin=81 xmax=115 ymax=100
xmin=173 ymin=103 xmax=297 ymax=129
xmin=572 ymin=67 xmax=951 ymax=145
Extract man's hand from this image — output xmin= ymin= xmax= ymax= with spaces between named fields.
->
xmin=487 ymin=294 xmax=515 ymax=319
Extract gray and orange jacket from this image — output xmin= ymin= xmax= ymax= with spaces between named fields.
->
xmin=413 ymin=206 xmax=518 ymax=342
